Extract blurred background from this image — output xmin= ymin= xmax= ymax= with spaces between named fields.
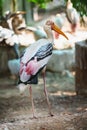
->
xmin=0 ymin=0 xmax=87 ymax=129
xmin=0 ymin=0 xmax=87 ymax=92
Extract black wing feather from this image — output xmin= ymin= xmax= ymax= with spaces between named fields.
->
xmin=18 ymin=43 xmax=53 ymax=85
xmin=27 ymin=43 xmax=53 ymax=63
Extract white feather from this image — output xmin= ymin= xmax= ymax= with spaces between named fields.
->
xmin=17 ymin=83 xmax=28 ymax=93
xmin=21 ymin=39 xmax=49 ymax=63
xmin=54 ymin=14 xmax=64 ymax=29
xmin=0 ymin=26 xmax=14 ymax=40
xmin=66 ymin=0 xmax=80 ymax=24
xmin=6 ymin=34 xmax=19 ymax=46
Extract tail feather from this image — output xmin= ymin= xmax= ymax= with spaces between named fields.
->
xmin=17 ymin=76 xmax=38 ymax=93
xmin=17 ymin=83 xmax=28 ymax=93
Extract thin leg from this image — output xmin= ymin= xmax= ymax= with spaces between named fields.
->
xmin=29 ymin=86 xmax=37 ymax=118
xmin=42 ymin=68 xmax=53 ymax=116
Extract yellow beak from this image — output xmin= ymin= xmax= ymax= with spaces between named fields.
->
xmin=51 ymin=23 xmax=68 ymax=40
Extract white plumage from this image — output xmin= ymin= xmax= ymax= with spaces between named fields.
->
xmin=0 ymin=26 xmax=35 ymax=46
xmin=54 ymin=14 xmax=65 ymax=39
xmin=66 ymin=0 xmax=80 ymax=33
xmin=0 ymin=26 xmax=14 ymax=42
xmin=17 ymin=20 xmax=68 ymax=118
xmin=0 ymin=25 xmax=19 ymax=46
xmin=54 ymin=14 xmax=64 ymax=29
xmin=27 ymin=26 xmax=47 ymax=40
xmin=0 ymin=11 xmax=35 ymax=47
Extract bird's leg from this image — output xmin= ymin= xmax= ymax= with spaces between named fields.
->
xmin=42 ymin=68 xmax=53 ymax=116
xmin=29 ymin=86 xmax=37 ymax=118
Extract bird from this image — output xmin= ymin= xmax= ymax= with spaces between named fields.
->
xmin=27 ymin=25 xmax=47 ymax=41
xmin=0 ymin=11 xmax=35 ymax=59
xmin=8 ymin=58 xmax=38 ymax=85
xmin=54 ymin=13 xmax=64 ymax=39
xmin=0 ymin=26 xmax=20 ymax=58
xmin=0 ymin=11 xmax=35 ymax=58
xmin=0 ymin=11 xmax=22 ymax=59
xmin=66 ymin=0 xmax=80 ymax=34
xmin=17 ymin=20 xmax=68 ymax=118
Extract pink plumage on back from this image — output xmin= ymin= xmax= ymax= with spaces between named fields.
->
xmin=25 ymin=58 xmax=38 ymax=75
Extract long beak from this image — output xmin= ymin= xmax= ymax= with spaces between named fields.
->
xmin=51 ymin=23 xmax=68 ymax=40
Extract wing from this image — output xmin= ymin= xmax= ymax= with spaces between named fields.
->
xmin=29 ymin=42 xmax=53 ymax=62
xmin=20 ymin=38 xmax=50 ymax=63
xmin=19 ymin=43 xmax=53 ymax=84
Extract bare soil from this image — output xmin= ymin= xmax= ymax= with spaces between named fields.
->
xmin=0 ymin=72 xmax=87 ymax=130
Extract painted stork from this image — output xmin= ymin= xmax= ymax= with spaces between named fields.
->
xmin=66 ymin=0 xmax=80 ymax=33
xmin=8 ymin=58 xmax=38 ymax=85
xmin=54 ymin=13 xmax=64 ymax=39
xmin=0 ymin=11 xmax=35 ymax=58
xmin=17 ymin=20 xmax=68 ymax=118
xmin=27 ymin=26 xmax=47 ymax=40
xmin=0 ymin=11 xmax=26 ymax=59
xmin=0 ymin=26 xmax=20 ymax=58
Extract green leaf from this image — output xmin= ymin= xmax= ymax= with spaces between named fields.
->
xmin=27 ymin=0 xmax=53 ymax=8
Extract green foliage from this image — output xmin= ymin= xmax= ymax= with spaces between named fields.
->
xmin=0 ymin=0 xmax=87 ymax=17
xmin=65 ymin=0 xmax=87 ymax=16
xmin=0 ymin=0 xmax=4 ymax=15
xmin=27 ymin=0 xmax=87 ymax=16
xmin=73 ymin=0 xmax=87 ymax=16
xmin=27 ymin=0 xmax=53 ymax=8
xmin=0 ymin=0 xmax=3 ymax=10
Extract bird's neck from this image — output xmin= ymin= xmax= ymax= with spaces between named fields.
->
xmin=46 ymin=30 xmax=54 ymax=44
xmin=67 ymin=4 xmax=73 ymax=9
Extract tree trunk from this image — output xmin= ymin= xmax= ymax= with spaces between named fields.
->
xmin=75 ymin=39 xmax=87 ymax=96
xmin=22 ymin=0 xmax=34 ymax=24
xmin=11 ymin=0 xmax=17 ymax=12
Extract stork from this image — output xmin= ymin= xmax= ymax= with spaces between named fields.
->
xmin=17 ymin=20 xmax=68 ymax=118
xmin=54 ymin=13 xmax=64 ymax=39
xmin=66 ymin=0 xmax=80 ymax=34
xmin=0 ymin=11 xmax=26 ymax=59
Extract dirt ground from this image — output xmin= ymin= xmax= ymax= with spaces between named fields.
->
xmin=0 ymin=72 xmax=87 ymax=130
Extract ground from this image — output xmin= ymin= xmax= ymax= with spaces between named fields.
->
xmin=0 ymin=72 xmax=87 ymax=130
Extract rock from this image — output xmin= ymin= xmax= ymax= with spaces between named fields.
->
xmin=47 ymin=49 xmax=75 ymax=73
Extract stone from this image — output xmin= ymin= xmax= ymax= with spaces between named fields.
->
xmin=47 ymin=49 xmax=75 ymax=73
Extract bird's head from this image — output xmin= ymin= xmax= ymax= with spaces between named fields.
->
xmin=10 ymin=11 xmax=26 ymax=18
xmin=67 ymin=0 xmax=73 ymax=8
xmin=45 ymin=20 xmax=68 ymax=40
